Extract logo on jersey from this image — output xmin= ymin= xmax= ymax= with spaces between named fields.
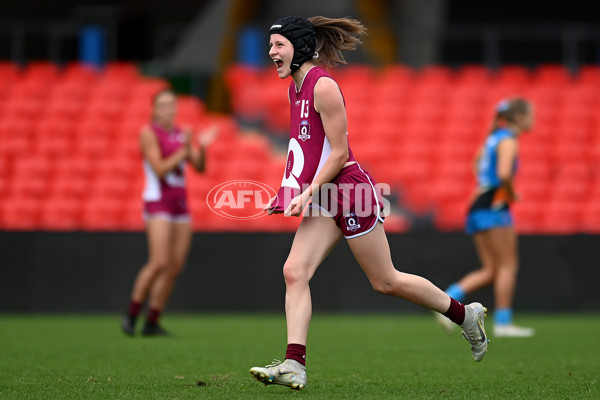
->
xmin=344 ymin=212 xmax=361 ymax=232
xmin=298 ymin=120 xmax=311 ymax=141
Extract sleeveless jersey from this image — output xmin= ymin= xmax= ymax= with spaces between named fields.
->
xmin=470 ymin=127 xmax=517 ymax=211
xmin=142 ymin=122 xmax=187 ymax=202
xmin=271 ymin=66 xmax=356 ymax=212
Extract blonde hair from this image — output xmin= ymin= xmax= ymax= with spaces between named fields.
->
xmin=490 ymin=98 xmax=531 ymax=134
xmin=307 ymin=16 xmax=367 ymax=68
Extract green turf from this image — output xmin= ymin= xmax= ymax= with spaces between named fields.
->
xmin=0 ymin=314 xmax=598 ymax=399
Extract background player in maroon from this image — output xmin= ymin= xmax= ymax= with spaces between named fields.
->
xmin=121 ymin=89 xmax=218 ymax=336
xmin=249 ymin=16 xmax=490 ymax=390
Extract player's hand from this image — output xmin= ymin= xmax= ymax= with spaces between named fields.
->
xmin=284 ymin=192 xmax=309 ymax=217
xmin=264 ymin=196 xmax=278 ymax=215
xmin=197 ymin=125 xmax=219 ymax=148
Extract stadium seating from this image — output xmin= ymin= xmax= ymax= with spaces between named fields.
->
xmin=0 ymin=61 xmax=598 ymax=233
xmin=224 ymin=62 xmax=599 ymax=234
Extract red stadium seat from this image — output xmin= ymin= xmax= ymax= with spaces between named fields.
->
xmin=62 ymin=62 xmax=100 ymax=83
xmin=455 ymin=64 xmax=493 ymax=85
xmin=2 ymin=97 xmax=45 ymax=119
xmin=53 ymin=157 xmax=93 ymax=180
xmin=580 ymin=202 xmax=600 ymax=233
xmin=548 ymin=143 xmax=587 ymax=165
xmin=0 ymin=135 xmax=31 ymax=159
xmin=576 ymin=65 xmax=600 ymax=86
xmin=128 ymin=79 xmax=171 ymax=102
xmin=83 ymin=97 xmax=126 ymax=121
xmin=400 ymin=182 xmax=436 ymax=214
xmin=533 ymin=64 xmax=573 ymax=86
xmin=50 ymin=176 xmax=90 ymax=201
xmin=175 ymin=95 xmax=206 ymax=125
xmin=23 ymin=61 xmax=60 ymax=82
xmin=558 ymin=85 xmax=599 ymax=107
xmin=102 ymin=61 xmax=140 ymax=83
xmin=555 ymin=163 xmax=592 ymax=182
xmin=88 ymin=176 xmax=132 ymax=200
xmin=517 ymin=180 xmax=551 ymax=202
xmin=35 ymin=136 xmax=73 ymax=159
xmin=380 ymin=64 xmax=414 ymax=85
xmin=74 ymin=117 xmax=114 ymax=140
xmin=0 ymin=61 xmax=20 ymax=80
xmin=39 ymin=198 xmax=81 ymax=230
xmin=552 ymin=180 xmax=590 ymax=202
xmin=1 ymin=197 xmax=41 ymax=230
xmin=434 ymin=200 xmax=468 ymax=232
xmin=539 ymin=201 xmax=582 ymax=234
xmin=495 ymin=65 xmax=531 ymax=86
xmin=94 ymin=156 xmax=138 ymax=181
xmin=8 ymin=176 xmax=47 ymax=200
xmin=43 ymin=97 xmax=85 ymax=120
xmin=430 ymin=180 xmax=470 ymax=204
xmin=12 ymin=157 xmax=52 ymax=180
xmin=75 ymin=134 xmax=111 ymax=158
xmin=513 ymin=202 xmax=543 ymax=234
xmin=415 ymin=65 xmax=453 ymax=85
xmin=79 ymin=198 xmax=125 ymax=231
xmin=120 ymin=199 xmax=145 ymax=231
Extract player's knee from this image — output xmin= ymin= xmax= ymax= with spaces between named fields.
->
xmin=168 ymin=261 xmax=186 ymax=278
xmin=480 ymin=266 xmax=495 ymax=284
xmin=282 ymin=261 xmax=309 ymax=286
xmin=147 ymin=259 xmax=170 ymax=276
xmin=371 ymin=280 xmax=396 ymax=296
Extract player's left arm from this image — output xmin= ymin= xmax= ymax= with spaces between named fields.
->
xmin=285 ymin=77 xmax=349 ymax=216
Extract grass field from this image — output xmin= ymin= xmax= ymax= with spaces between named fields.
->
xmin=1 ymin=314 xmax=598 ymax=400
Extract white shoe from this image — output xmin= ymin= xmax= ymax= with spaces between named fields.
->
xmin=460 ymin=302 xmax=489 ymax=362
xmin=494 ymin=324 xmax=535 ymax=337
xmin=250 ymin=359 xmax=307 ymax=390
xmin=434 ymin=311 xmax=456 ymax=332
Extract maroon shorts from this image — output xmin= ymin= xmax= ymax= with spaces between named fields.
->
xmin=143 ymin=194 xmax=190 ymax=223
xmin=308 ymin=163 xmax=385 ymax=238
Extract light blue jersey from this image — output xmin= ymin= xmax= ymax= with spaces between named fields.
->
xmin=476 ymin=127 xmax=516 ymax=189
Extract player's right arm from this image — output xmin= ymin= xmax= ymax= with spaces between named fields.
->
xmin=139 ymin=126 xmax=188 ymax=179
xmin=496 ymin=137 xmax=518 ymax=202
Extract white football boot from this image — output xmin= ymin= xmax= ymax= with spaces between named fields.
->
xmin=460 ymin=302 xmax=489 ymax=362
xmin=250 ymin=359 xmax=307 ymax=390
xmin=494 ymin=323 xmax=535 ymax=338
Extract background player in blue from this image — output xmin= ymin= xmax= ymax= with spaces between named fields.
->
xmin=436 ymin=98 xmax=535 ymax=337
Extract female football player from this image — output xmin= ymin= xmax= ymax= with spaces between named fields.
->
xmin=436 ymin=98 xmax=535 ymax=338
xmin=121 ymin=88 xmax=217 ymax=336
xmin=249 ymin=16 xmax=489 ymax=390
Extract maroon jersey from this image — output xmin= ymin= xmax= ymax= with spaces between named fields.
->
xmin=271 ymin=66 xmax=356 ymax=212
xmin=142 ymin=122 xmax=186 ymax=201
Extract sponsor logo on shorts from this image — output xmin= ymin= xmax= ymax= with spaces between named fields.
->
xmin=207 ymin=180 xmax=277 ymax=220
xmin=344 ymin=212 xmax=361 ymax=232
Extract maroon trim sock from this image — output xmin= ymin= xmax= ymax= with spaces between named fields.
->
xmin=128 ymin=300 xmax=142 ymax=317
xmin=146 ymin=308 xmax=161 ymax=325
xmin=443 ymin=298 xmax=466 ymax=325
xmin=285 ymin=343 xmax=306 ymax=366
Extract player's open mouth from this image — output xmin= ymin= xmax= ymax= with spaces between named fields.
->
xmin=273 ymin=59 xmax=284 ymax=71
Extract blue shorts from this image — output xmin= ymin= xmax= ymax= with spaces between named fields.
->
xmin=465 ymin=209 xmax=513 ymax=235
